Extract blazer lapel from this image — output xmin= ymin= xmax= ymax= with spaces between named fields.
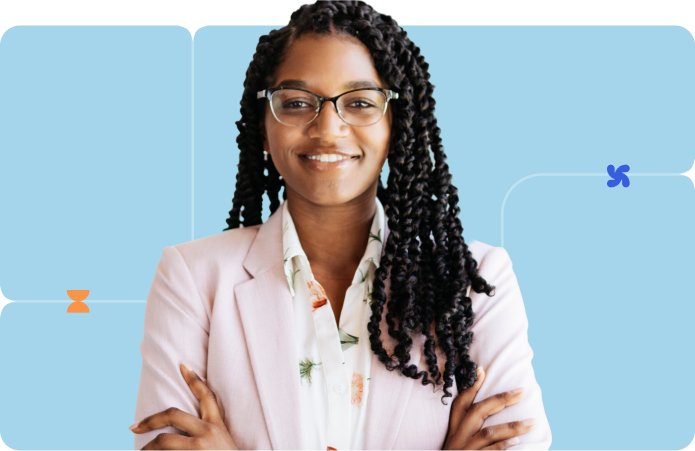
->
xmin=235 ymin=207 xmax=303 ymax=450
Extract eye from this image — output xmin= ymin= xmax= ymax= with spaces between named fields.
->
xmin=283 ymin=100 xmax=313 ymax=109
xmin=346 ymin=99 xmax=377 ymax=109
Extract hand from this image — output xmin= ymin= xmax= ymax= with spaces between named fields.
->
xmin=443 ymin=366 xmax=535 ymax=450
xmin=130 ymin=363 xmax=238 ymax=450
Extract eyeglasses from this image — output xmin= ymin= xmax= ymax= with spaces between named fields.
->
xmin=257 ymin=87 xmax=399 ymax=127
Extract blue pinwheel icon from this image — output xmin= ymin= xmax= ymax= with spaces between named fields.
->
xmin=607 ymin=164 xmax=630 ymax=188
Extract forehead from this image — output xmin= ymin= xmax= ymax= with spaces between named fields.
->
xmin=271 ymin=33 xmax=385 ymax=95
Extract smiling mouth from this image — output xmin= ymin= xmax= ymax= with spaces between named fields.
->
xmin=300 ymin=154 xmax=360 ymax=163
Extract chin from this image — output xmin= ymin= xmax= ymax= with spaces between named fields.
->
xmin=308 ymin=194 xmax=355 ymax=206
xmin=302 ymin=188 xmax=359 ymax=206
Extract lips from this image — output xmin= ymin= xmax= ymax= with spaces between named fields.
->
xmin=299 ymin=147 xmax=360 ymax=163
xmin=297 ymin=149 xmax=360 ymax=172
xmin=301 ymin=154 xmax=358 ymax=163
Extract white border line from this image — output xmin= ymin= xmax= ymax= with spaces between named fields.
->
xmin=0 ymin=1 xmax=695 ymax=37
xmin=500 ymin=162 xmax=693 ymax=248
xmin=191 ymin=39 xmax=195 ymax=242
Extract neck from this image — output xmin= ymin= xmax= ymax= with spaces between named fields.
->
xmin=286 ymin=183 xmax=377 ymax=279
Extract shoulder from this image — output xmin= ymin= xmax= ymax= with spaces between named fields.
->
xmin=467 ymin=239 xmax=509 ymax=268
xmin=465 ymin=240 xmax=525 ymax=329
xmin=171 ymin=225 xmax=261 ymax=267
xmin=158 ymin=225 xmax=263 ymax=299
xmin=467 ymin=240 xmax=515 ymax=289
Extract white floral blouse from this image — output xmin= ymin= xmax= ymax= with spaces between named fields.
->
xmin=282 ymin=196 xmax=385 ymax=451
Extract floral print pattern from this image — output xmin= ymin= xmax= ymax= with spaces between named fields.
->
xmin=285 ymin=267 xmax=300 ymax=295
xmin=308 ymin=280 xmax=329 ymax=311
xmin=351 ymin=372 xmax=364 ymax=406
xmin=299 ymin=357 xmax=322 ymax=386
xmin=338 ymin=328 xmax=359 ymax=351
xmin=282 ymin=197 xmax=385 ymax=450
xmin=358 ymin=268 xmax=368 ymax=283
xmin=312 ymin=299 xmax=327 ymax=311
xmin=364 ymin=284 xmax=373 ymax=305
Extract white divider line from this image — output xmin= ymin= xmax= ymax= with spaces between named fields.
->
xmin=0 ymin=286 xmax=147 ymax=306
xmin=10 ymin=300 xmax=147 ymax=303
xmin=191 ymin=38 xmax=195 ymax=242
xmin=499 ymin=162 xmax=693 ymax=248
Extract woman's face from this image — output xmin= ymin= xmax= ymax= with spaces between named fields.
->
xmin=261 ymin=32 xmax=392 ymax=207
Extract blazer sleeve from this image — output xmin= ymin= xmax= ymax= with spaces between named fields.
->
xmin=467 ymin=246 xmax=552 ymax=450
xmin=133 ymin=245 xmax=211 ymax=450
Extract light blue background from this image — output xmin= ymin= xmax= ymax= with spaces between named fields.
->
xmin=504 ymin=175 xmax=695 ymax=450
xmin=0 ymin=26 xmax=193 ymax=301
xmin=0 ymin=25 xmax=694 ymax=449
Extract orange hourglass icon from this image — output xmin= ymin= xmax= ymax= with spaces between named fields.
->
xmin=67 ymin=290 xmax=90 ymax=313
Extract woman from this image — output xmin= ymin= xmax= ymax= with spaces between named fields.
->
xmin=131 ymin=1 xmax=552 ymax=449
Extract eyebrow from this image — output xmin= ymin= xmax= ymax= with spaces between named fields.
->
xmin=275 ymin=79 xmax=382 ymax=90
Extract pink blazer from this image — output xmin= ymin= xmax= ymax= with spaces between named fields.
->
xmin=134 ymin=205 xmax=552 ymax=450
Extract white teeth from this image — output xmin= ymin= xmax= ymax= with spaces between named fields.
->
xmin=304 ymin=154 xmax=353 ymax=162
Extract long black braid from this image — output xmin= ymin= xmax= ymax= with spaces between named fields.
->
xmin=222 ymin=0 xmax=496 ymax=404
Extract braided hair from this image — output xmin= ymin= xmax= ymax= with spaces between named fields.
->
xmin=222 ymin=0 xmax=496 ymax=404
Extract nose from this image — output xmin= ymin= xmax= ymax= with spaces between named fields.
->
xmin=307 ymin=100 xmax=350 ymax=141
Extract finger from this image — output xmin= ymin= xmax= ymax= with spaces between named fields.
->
xmin=449 ymin=366 xmax=485 ymax=432
xmin=179 ymin=363 xmax=226 ymax=430
xmin=141 ymin=432 xmax=199 ymax=450
xmin=131 ymin=406 xmax=209 ymax=437
xmin=454 ymin=388 xmax=526 ymax=443
xmin=470 ymin=418 xmax=535 ymax=450
xmin=471 ymin=388 xmax=526 ymax=420
xmin=481 ymin=437 xmax=521 ymax=450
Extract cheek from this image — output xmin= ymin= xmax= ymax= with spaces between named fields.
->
xmin=264 ymin=118 xmax=287 ymax=153
xmin=265 ymin=125 xmax=304 ymax=178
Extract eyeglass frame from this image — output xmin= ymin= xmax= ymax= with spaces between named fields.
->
xmin=256 ymin=86 xmax=399 ymax=127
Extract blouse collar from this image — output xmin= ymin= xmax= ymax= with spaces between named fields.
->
xmin=281 ymin=196 xmax=385 ymax=297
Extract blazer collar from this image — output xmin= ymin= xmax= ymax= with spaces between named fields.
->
xmin=237 ymin=199 xmax=416 ymax=450
xmin=242 ymin=205 xmax=284 ymax=278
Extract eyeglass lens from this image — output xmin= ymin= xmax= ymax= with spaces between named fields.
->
xmin=270 ymin=89 xmax=388 ymax=126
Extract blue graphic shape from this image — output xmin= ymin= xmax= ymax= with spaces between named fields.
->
xmin=504 ymin=175 xmax=695 ymax=450
xmin=0 ymin=26 xmax=192 ymax=301
xmin=607 ymin=164 xmax=630 ymax=187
